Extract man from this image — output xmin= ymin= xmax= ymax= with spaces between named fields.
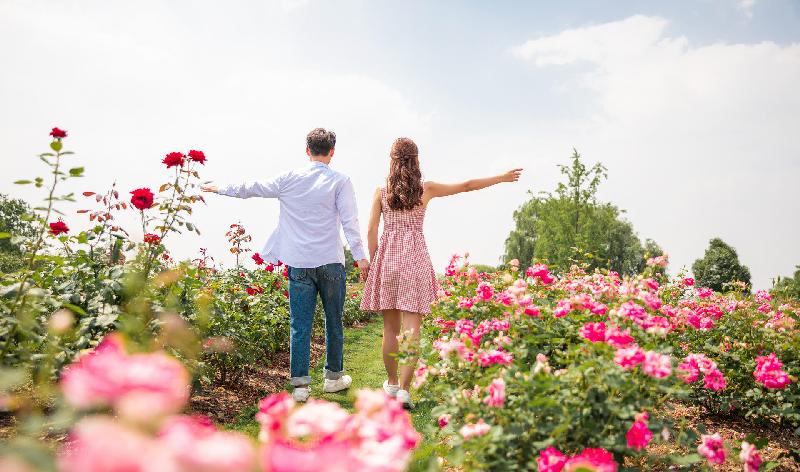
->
xmin=202 ymin=128 xmax=369 ymax=402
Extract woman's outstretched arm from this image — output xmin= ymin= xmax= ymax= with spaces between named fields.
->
xmin=424 ymin=168 xmax=523 ymax=201
xmin=366 ymin=187 xmax=383 ymax=262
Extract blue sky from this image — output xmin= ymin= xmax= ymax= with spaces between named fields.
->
xmin=1 ymin=0 xmax=798 ymax=288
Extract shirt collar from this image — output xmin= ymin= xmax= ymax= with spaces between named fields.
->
xmin=310 ymin=160 xmax=329 ymax=168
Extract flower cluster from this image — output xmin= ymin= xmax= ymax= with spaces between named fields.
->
xmin=753 ymin=352 xmax=792 ymax=389
xmin=255 ymin=389 xmax=420 ymax=471
xmin=677 ymin=353 xmax=727 ymax=391
xmin=537 ymin=447 xmax=618 ymax=472
xmin=57 ymin=333 xmax=419 ymax=472
xmin=58 ymin=334 xmax=256 ymax=472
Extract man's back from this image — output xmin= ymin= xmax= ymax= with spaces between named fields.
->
xmin=217 ymin=161 xmax=366 ymax=269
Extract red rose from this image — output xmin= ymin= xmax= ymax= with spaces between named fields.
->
xmin=282 ymin=290 xmax=289 ymax=298
xmin=162 ymin=152 xmax=185 ymax=168
xmin=252 ymin=253 xmax=264 ymax=265
xmin=282 ymin=267 xmax=288 ymax=278
xmin=49 ymin=220 xmax=69 ymax=235
xmin=265 ymin=263 xmax=275 ymax=272
xmin=50 ymin=127 xmax=67 ymax=139
xmin=188 ymin=150 xmax=206 ymax=164
xmin=246 ymin=286 xmax=264 ymax=296
xmin=143 ymin=233 xmax=161 ymax=245
xmin=130 ymin=188 xmax=155 ymax=210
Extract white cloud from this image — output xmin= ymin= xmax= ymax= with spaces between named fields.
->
xmin=513 ymin=16 xmax=800 ymax=288
xmin=512 ymin=15 xmax=675 ymax=66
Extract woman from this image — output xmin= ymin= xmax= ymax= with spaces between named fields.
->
xmin=360 ymin=137 xmax=522 ymax=408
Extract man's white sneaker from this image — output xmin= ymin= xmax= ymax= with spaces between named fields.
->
xmin=323 ymin=374 xmax=352 ymax=393
xmin=396 ymin=389 xmax=413 ymax=410
xmin=383 ymin=380 xmax=400 ymax=397
xmin=292 ymin=387 xmax=310 ymax=403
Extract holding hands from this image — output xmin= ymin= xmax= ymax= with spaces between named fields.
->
xmin=357 ymin=259 xmax=370 ymax=282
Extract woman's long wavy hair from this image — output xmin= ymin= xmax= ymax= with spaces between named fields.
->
xmin=386 ymin=137 xmax=423 ymax=211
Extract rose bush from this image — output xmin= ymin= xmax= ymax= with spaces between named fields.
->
xmin=413 ymin=255 xmax=798 ymax=470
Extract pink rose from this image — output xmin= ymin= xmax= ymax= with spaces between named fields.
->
xmin=459 ymin=419 xmax=491 ymax=439
xmin=537 ymin=447 xmax=568 ymax=472
xmin=580 ymin=322 xmax=606 ymax=343
xmin=698 ymin=433 xmax=726 ymax=465
xmin=483 ymin=377 xmax=506 ymax=408
xmin=614 ymin=346 xmax=645 ymax=370
xmin=642 ymin=351 xmax=672 ymax=379
xmin=625 ymin=412 xmax=652 ymax=451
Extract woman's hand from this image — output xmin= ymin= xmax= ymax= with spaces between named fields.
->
xmin=501 ymin=168 xmax=523 ymax=183
xmin=200 ymin=184 xmax=219 ymax=193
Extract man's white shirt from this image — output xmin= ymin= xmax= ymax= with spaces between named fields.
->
xmin=218 ymin=161 xmax=367 ymax=268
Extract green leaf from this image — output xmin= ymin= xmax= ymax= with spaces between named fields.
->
xmin=69 ymin=167 xmax=85 ymax=177
xmin=13 ymin=180 xmax=32 ymax=185
xmin=62 ymin=303 xmax=87 ymax=315
xmin=0 ymin=232 xmax=10 ymax=239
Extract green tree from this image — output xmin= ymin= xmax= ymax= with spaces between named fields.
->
xmin=504 ymin=150 xmax=654 ymax=275
xmin=691 ymin=238 xmax=751 ymax=292
xmin=0 ymin=193 xmax=36 ymax=273
xmin=771 ymin=265 xmax=800 ymax=301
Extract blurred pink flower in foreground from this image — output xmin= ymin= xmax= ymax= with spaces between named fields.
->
xmin=257 ymin=389 xmax=420 ymax=472
xmin=740 ymin=442 xmax=762 ymax=472
xmin=60 ymin=333 xmax=189 ymax=421
xmin=59 ymin=417 xmax=176 ymax=472
xmin=539 ymin=447 xmax=618 ymax=472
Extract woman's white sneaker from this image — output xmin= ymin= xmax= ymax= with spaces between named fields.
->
xmin=396 ymin=389 xmax=413 ymax=409
xmin=383 ymin=380 xmax=400 ymax=397
xmin=323 ymin=374 xmax=352 ymax=393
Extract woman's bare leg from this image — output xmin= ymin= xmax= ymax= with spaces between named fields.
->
xmin=382 ymin=309 xmax=402 ymax=385
xmin=398 ymin=311 xmax=422 ymax=391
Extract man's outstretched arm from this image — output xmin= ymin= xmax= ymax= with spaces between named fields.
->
xmin=201 ymin=175 xmax=283 ymax=199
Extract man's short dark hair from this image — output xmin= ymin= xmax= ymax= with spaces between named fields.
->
xmin=306 ymin=128 xmax=336 ymax=156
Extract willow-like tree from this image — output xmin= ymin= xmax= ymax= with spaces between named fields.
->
xmin=504 ymin=150 xmax=661 ymax=275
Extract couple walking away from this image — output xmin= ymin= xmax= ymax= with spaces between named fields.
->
xmin=202 ymin=128 xmax=521 ymax=408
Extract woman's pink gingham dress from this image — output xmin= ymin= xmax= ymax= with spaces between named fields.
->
xmin=360 ymin=188 xmax=438 ymax=314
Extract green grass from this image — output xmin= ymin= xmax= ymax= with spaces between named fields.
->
xmin=226 ymin=319 xmax=439 ymax=469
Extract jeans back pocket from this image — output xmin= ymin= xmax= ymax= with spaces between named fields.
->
xmin=288 ymin=267 xmax=308 ymax=282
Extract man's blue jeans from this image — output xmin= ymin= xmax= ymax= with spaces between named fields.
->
xmin=287 ymin=263 xmax=346 ymax=387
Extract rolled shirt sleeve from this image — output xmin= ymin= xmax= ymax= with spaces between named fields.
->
xmin=218 ymin=174 xmax=284 ymax=199
xmin=336 ymin=178 xmax=367 ymax=261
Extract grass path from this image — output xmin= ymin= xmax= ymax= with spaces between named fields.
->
xmin=227 ymin=319 xmax=438 ymax=469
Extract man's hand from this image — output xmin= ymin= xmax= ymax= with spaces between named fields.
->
xmin=200 ymin=184 xmax=219 ymax=193
xmin=357 ymin=259 xmax=370 ymax=282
